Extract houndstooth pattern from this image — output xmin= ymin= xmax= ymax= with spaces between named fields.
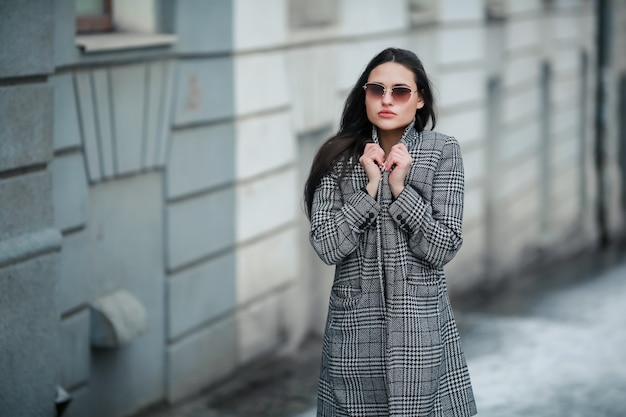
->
xmin=310 ymin=123 xmax=477 ymax=416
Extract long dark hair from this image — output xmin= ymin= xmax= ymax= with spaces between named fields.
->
xmin=303 ymin=47 xmax=436 ymax=218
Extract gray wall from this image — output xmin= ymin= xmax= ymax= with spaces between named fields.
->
xmin=0 ymin=1 xmax=60 ymax=417
xmin=0 ymin=1 xmax=624 ymax=417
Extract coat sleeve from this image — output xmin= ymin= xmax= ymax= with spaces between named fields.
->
xmin=309 ymin=172 xmax=380 ymax=265
xmin=388 ymin=136 xmax=464 ymax=268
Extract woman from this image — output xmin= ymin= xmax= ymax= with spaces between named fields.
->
xmin=304 ymin=47 xmax=477 ymax=416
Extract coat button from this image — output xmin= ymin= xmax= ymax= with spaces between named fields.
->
xmin=396 ymin=214 xmax=403 ymax=221
xmin=369 ymin=212 xmax=375 ymax=218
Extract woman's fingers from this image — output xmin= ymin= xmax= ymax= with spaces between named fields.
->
xmin=360 ymin=143 xmax=385 ymax=183
xmin=362 ymin=143 xmax=385 ymax=167
xmin=385 ymin=143 xmax=412 ymax=171
xmin=366 ymin=143 xmax=385 ymax=161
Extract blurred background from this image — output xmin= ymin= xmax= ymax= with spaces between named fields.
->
xmin=1 ymin=0 xmax=625 ymax=416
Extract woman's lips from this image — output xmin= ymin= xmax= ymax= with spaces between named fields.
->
xmin=378 ymin=110 xmax=396 ymax=118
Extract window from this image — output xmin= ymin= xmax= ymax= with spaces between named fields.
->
xmin=76 ymin=0 xmax=113 ymax=33
xmin=74 ymin=0 xmax=176 ymax=53
xmin=289 ymin=0 xmax=337 ymax=29
xmin=618 ymin=73 xmax=626 ymax=217
xmin=408 ymin=0 xmax=435 ymax=13
xmin=485 ymin=0 xmax=506 ymax=20
xmin=485 ymin=76 xmax=503 ymax=270
xmin=75 ymin=0 xmax=161 ymax=34
xmin=579 ymin=51 xmax=590 ymax=214
xmin=407 ymin=0 xmax=437 ymax=27
xmin=539 ymin=62 xmax=553 ymax=240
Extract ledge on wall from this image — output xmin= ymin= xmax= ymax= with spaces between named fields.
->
xmin=0 ymin=228 xmax=62 ymax=269
xmin=75 ymin=33 xmax=177 ymax=54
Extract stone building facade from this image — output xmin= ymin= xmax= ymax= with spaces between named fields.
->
xmin=0 ymin=1 xmax=624 ymax=416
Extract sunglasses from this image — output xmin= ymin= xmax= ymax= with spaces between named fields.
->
xmin=362 ymin=82 xmax=417 ymax=103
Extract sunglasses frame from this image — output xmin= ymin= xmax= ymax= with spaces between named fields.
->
xmin=362 ymin=82 xmax=417 ymax=103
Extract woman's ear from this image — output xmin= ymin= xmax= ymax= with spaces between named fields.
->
xmin=416 ymin=94 xmax=425 ymax=110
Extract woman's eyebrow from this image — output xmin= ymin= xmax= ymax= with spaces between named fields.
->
xmin=368 ymin=81 xmax=412 ymax=87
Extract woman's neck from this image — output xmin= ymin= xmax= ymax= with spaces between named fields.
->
xmin=378 ymin=129 xmax=403 ymax=155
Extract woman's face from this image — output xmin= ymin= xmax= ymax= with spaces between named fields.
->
xmin=365 ymin=62 xmax=424 ymax=139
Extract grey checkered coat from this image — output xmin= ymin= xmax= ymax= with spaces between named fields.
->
xmin=309 ymin=123 xmax=477 ymax=416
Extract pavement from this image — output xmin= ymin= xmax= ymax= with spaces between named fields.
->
xmin=134 ymin=246 xmax=626 ymax=417
xmin=459 ymin=249 xmax=626 ymax=417
xmin=134 ymin=334 xmax=322 ymax=417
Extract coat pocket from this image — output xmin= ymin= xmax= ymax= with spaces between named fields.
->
xmin=405 ymin=271 xmax=442 ymax=324
xmin=328 ymin=284 xmax=362 ymax=312
xmin=331 ymin=284 xmax=361 ymax=299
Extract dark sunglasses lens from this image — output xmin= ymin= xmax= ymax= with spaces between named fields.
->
xmin=392 ymin=87 xmax=412 ymax=102
xmin=366 ymin=84 xmax=385 ymax=98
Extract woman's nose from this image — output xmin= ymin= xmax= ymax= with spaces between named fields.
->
xmin=381 ymin=90 xmax=393 ymax=104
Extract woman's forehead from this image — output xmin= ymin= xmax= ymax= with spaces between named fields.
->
xmin=368 ymin=62 xmax=415 ymax=85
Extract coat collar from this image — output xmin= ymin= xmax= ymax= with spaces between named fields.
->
xmin=371 ymin=118 xmax=419 ymax=148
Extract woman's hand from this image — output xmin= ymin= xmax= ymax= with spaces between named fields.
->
xmin=385 ymin=143 xmax=412 ymax=198
xmin=359 ymin=143 xmax=385 ymax=198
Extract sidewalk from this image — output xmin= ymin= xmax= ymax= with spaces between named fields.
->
xmin=460 ymin=250 xmax=626 ymax=416
xmin=135 ymin=247 xmax=626 ymax=417
xmin=134 ymin=334 xmax=322 ymax=417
